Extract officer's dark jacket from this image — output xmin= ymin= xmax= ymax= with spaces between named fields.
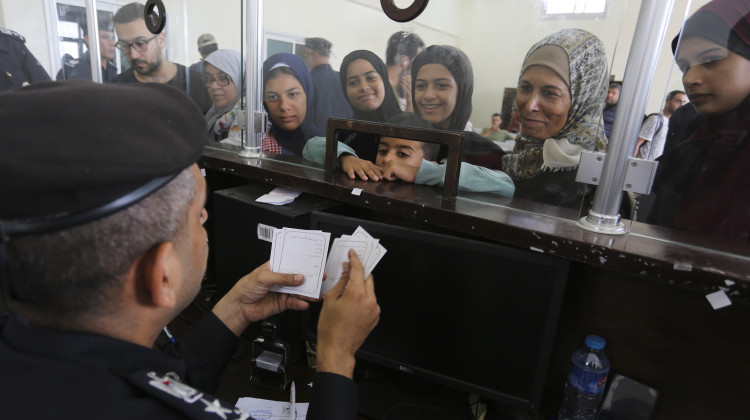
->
xmin=0 ymin=311 xmax=357 ymax=419
xmin=0 ymin=28 xmax=50 ymax=92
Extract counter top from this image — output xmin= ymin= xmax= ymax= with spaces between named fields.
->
xmin=200 ymin=146 xmax=750 ymax=306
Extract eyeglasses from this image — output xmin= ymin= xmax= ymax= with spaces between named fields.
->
xmin=115 ymin=35 xmax=157 ymax=53
xmin=203 ymin=75 xmax=231 ymax=87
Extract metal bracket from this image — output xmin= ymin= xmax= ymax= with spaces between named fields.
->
xmin=576 ymin=151 xmax=659 ymax=195
xmin=253 ymin=111 xmax=267 ymax=133
xmin=144 ymin=0 xmax=166 ymax=34
xmin=380 ymin=0 xmax=429 ymax=22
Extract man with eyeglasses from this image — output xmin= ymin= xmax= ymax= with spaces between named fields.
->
xmin=111 ymin=2 xmax=211 ymax=114
xmin=56 ymin=18 xmax=118 ymax=83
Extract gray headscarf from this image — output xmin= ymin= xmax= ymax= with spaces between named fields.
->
xmin=203 ymin=49 xmax=244 ymax=137
xmin=502 ymin=29 xmax=609 ymax=180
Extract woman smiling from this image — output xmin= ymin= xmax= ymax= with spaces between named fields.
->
xmin=502 ymin=29 xmax=609 ymax=207
xmin=336 ymin=50 xmax=402 ymax=164
xmin=410 ymin=45 xmax=504 ymax=169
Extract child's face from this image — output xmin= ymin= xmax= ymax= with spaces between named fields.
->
xmin=376 ymin=137 xmax=425 ymax=167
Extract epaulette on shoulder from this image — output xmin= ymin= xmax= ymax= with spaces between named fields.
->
xmin=0 ymin=27 xmax=26 ymax=43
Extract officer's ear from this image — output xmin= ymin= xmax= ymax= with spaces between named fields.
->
xmin=137 ymin=241 xmax=181 ymax=309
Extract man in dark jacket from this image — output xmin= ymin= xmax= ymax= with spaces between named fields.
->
xmin=602 ymin=81 xmax=621 ymax=138
xmin=56 ymin=18 xmax=118 ymax=83
xmin=304 ymin=37 xmax=352 ymax=132
xmin=0 ymin=81 xmax=379 ymax=419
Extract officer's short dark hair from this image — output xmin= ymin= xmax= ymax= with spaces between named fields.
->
xmin=8 ymin=169 xmax=196 ymax=325
xmin=386 ymin=31 xmax=424 ymax=66
xmin=666 ymin=90 xmax=685 ymax=101
xmin=491 ymin=113 xmax=501 ymax=118
xmin=608 ymin=81 xmax=622 ymax=91
xmin=113 ymin=2 xmax=145 ymax=25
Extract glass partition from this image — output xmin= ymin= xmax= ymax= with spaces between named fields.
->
xmin=253 ymin=0 xmax=636 ymax=219
xmin=5 ymin=0 xmax=747 ymax=263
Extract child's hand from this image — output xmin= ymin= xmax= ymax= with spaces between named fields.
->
xmin=340 ymin=155 xmax=383 ymax=181
xmin=381 ymin=160 xmax=420 ymax=183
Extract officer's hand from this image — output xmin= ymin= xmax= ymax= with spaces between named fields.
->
xmin=316 ymin=250 xmax=380 ymax=379
xmin=213 ymin=261 xmax=311 ymax=336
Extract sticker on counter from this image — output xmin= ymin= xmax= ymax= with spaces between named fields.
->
xmin=705 ymin=290 xmax=732 ymax=310
xmin=351 ymin=188 xmax=363 ymax=196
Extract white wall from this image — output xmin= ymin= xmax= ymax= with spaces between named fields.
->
xmin=2 ymin=0 xmax=708 ymax=122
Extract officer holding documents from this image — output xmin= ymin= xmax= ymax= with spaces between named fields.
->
xmin=0 ymin=80 xmax=379 ymax=419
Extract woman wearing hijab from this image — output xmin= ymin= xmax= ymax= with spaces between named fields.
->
xmin=641 ymin=0 xmax=750 ymax=242
xmin=262 ymin=53 xmax=324 ymax=156
xmin=203 ymin=49 xmax=244 ymax=142
xmin=502 ymin=29 xmax=609 ymax=207
xmin=410 ymin=45 xmax=505 ymax=170
xmin=336 ymin=50 xmax=402 ymax=162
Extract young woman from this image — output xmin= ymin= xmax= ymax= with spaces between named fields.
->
xmin=410 ymin=45 xmax=504 ymax=169
xmin=203 ymin=49 xmax=243 ymax=142
xmin=337 ymin=50 xmax=402 ymax=162
xmin=642 ymin=0 xmax=750 ymax=242
xmin=502 ymin=29 xmax=609 ymax=207
xmin=262 ymin=53 xmax=323 ymax=156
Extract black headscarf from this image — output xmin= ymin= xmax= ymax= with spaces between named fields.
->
xmin=410 ymin=45 xmax=473 ymax=131
xmin=262 ymin=53 xmax=324 ymax=156
xmin=339 ymin=50 xmax=401 ymax=123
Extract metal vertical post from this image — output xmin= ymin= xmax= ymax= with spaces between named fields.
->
xmin=239 ymin=0 xmax=264 ymax=158
xmin=85 ymin=0 xmax=103 ymax=83
xmin=578 ymin=0 xmax=676 ymax=234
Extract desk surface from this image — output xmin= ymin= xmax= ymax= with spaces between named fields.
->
xmin=167 ymin=296 xmax=479 ymax=419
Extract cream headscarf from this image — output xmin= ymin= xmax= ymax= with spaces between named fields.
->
xmin=502 ymin=28 xmax=609 ymax=180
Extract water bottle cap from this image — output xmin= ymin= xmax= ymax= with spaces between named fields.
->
xmin=585 ymin=334 xmax=606 ymax=350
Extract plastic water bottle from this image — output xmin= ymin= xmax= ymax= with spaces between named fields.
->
xmin=558 ymin=334 xmax=610 ymax=420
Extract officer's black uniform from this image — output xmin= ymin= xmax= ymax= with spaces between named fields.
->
xmin=0 ymin=27 xmax=50 ymax=91
xmin=0 ymin=311 xmax=357 ymax=419
xmin=0 ymin=81 xmax=358 ymax=420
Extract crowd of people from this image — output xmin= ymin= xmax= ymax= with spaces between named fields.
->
xmin=3 ymin=0 xmax=747 ymax=233
xmin=1 ymin=0 xmax=749 ymax=418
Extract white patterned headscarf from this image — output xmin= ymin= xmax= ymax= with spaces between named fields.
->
xmin=203 ymin=49 xmax=244 ymax=135
xmin=502 ymin=28 xmax=609 ymax=180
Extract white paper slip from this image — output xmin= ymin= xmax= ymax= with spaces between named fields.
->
xmin=269 ymin=228 xmax=330 ymax=298
xmin=351 ymin=226 xmax=387 ymax=277
xmin=321 ymin=238 xmax=372 ymax=296
xmin=320 ymin=226 xmax=387 ymax=296
xmin=256 ymin=187 xmax=302 ymax=206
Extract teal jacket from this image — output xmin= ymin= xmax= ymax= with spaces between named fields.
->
xmin=302 ymin=137 xmax=515 ymax=197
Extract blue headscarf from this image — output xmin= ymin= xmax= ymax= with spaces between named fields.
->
xmin=262 ymin=53 xmax=324 ymax=156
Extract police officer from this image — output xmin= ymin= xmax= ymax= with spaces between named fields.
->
xmin=0 ymin=27 xmax=50 ymax=91
xmin=0 ymin=81 xmax=379 ymax=419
